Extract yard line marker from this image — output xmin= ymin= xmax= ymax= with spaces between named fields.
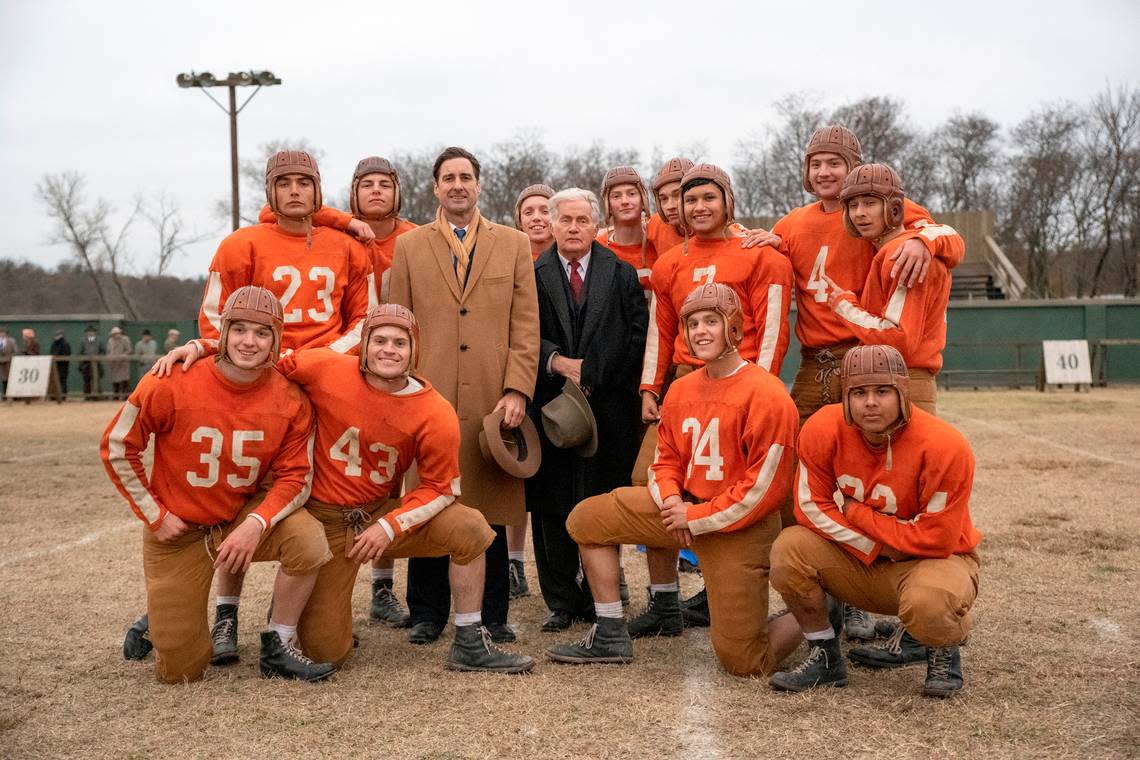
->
xmin=0 ymin=520 xmax=135 ymax=569
xmin=678 ymin=669 xmax=723 ymax=759
xmin=943 ymin=412 xmax=1140 ymax=470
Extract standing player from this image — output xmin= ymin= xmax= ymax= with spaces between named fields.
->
xmin=743 ymin=126 xmax=963 ymax=639
xmin=645 ymin=157 xmax=693 ymax=256
xmin=769 ymin=345 xmax=980 ymax=697
xmin=103 ymin=286 xmax=334 ymax=683
xmin=516 ymin=183 xmax=555 ymax=261
xmin=596 ymin=166 xmax=656 ymax=290
xmin=548 ymin=283 xmax=804 ymax=675
xmin=200 ymin=150 xmax=376 ymax=354
xmin=824 ymin=164 xmax=952 ymax=412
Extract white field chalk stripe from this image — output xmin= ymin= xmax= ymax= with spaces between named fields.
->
xmin=943 ymin=412 xmax=1140 ymax=470
xmin=680 ymin=669 xmax=723 ymax=760
xmin=0 ymin=445 xmax=97 ymax=464
xmin=0 ymin=520 xmax=135 ymax=569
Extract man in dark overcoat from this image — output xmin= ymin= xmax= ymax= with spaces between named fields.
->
xmin=527 ymin=187 xmax=648 ymax=631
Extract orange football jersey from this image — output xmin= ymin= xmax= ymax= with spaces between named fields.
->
xmin=101 ymin=360 xmax=314 ymax=530
xmin=830 ymin=230 xmax=953 ymax=373
xmin=772 ymin=198 xmax=964 ymax=349
xmin=795 ymin=404 xmax=981 ymax=564
xmin=640 ymin=237 xmax=793 ymax=395
xmin=274 ymin=349 xmax=461 ymax=538
xmin=649 ymin=362 xmax=797 ymax=534
xmin=646 ymin=215 xmax=685 ymax=259
xmin=199 ymin=223 xmax=376 ymax=354
xmin=596 ymin=229 xmax=657 ymax=291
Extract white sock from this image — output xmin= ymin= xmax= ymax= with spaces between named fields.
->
xmin=649 ymin=582 xmax=679 ymax=594
xmin=508 ymin=551 xmax=525 ymax=562
xmin=216 ymin=596 xmax=241 ymax=607
xmin=595 ymin=601 xmax=624 ymax=619
xmin=372 ymin=568 xmax=394 ymax=581
xmin=268 ymin=622 xmax=297 ymax=647
xmin=454 ymin=611 xmax=482 ymax=627
xmin=804 ymin=627 xmax=836 ymax=641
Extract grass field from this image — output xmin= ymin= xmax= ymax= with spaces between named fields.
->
xmin=1 ymin=389 xmax=1138 ymax=759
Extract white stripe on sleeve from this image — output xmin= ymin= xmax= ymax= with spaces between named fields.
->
xmin=796 ymin=463 xmax=876 ymax=556
xmin=202 ymin=272 xmax=224 ymax=334
xmin=756 ymin=283 xmax=782 ymax=372
xmin=687 ymin=443 xmax=784 ymax=535
xmin=106 ymin=403 xmax=162 ymax=523
xmin=640 ymin=292 xmax=661 ymax=388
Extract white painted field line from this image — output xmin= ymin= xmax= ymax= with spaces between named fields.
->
xmin=943 ymin=411 xmax=1140 ymax=470
xmin=679 ymin=669 xmax=723 ymax=760
xmin=0 ymin=520 xmax=135 ymax=569
xmin=0 ymin=444 xmax=97 ymax=464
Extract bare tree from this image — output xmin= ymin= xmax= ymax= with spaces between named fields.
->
xmin=143 ymin=191 xmax=213 ymax=275
xmin=1001 ymin=106 xmax=1083 ymax=296
xmin=391 ymin=147 xmax=443 ymax=225
xmin=732 ymin=93 xmax=825 ymax=218
xmin=830 ymin=96 xmax=914 ymax=167
xmin=35 ymin=172 xmax=114 ymax=312
xmin=930 ymin=113 xmax=1002 ymax=211
xmin=552 ymin=141 xmax=640 ymax=199
xmin=481 ymin=130 xmax=556 ymax=224
xmin=1081 ymin=86 xmax=1140 ymax=296
xmin=94 ymin=197 xmax=143 ymax=319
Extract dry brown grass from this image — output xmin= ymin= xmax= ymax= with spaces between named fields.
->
xmin=1 ymin=389 xmax=1138 ymax=759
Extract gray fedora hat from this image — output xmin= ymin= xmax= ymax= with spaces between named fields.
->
xmin=540 ymin=379 xmax=597 ymax=457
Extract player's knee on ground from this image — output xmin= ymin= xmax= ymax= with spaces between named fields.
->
xmin=273 ymin=509 xmax=333 ymax=575
xmin=898 ymin=583 xmax=972 ymax=647
xmin=769 ymin=525 xmax=828 ymax=600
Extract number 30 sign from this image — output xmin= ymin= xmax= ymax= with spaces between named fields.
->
xmin=1041 ymin=340 xmax=1091 ymax=386
xmin=5 ymin=356 xmax=54 ymax=398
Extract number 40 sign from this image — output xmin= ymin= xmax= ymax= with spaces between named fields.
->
xmin=1041 ymin=340 xmax=1092 ymax=387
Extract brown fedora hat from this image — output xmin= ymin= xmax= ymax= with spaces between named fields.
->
xmin=478 ymin=409 xmax=542 ymax=479
xmin=540 ymin=379 xmax=598 ymax=457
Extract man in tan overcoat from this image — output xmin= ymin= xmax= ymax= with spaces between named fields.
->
xmin=389 ymin=146 xmax=539 ymax=645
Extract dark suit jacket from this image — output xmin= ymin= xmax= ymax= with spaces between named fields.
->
xmin=527 ymin=242 xmax=648 ymax=516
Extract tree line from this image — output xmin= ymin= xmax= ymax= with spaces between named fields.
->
xmin=30 ymin=87 xmax=1139 ymax=310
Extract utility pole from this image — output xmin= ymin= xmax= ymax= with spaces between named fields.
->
xmin=176 ymin=70 xmax=282 ymax=231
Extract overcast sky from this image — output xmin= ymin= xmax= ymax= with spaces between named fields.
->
xmin=2 ymin=0 xmax=1137 ymax=279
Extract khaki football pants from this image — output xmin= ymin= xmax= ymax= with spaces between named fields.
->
xmin=298 ymin=499 xmax=495 ymax=666
xmin=567 ymin=486 xmax=783 ymax=677
xmin=142 ymin=497 xmax=330 ymax=684
xmin=770 ymin=526 xmax=979 ymax=647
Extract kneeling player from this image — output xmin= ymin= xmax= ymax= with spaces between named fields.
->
xmin=548 ymin=283 xmax=802 ymax=676
xmin=102 ymin=286 xmax=334 ymax=683
xmin=769 ymin=345 xmax=981 ymax=697
xmin=170 ymin=304 xmax=535 ymax=673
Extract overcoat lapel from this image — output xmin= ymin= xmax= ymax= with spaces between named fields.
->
xmin=578 ymin=243 xmax=614 ymax=352
xmin=426 ymin=221 xmax=462 ymax=302
xmin=461 ymin=223 xmax=496 ymax=301
xmin=537 ymin=249 xmax=574 ymax=346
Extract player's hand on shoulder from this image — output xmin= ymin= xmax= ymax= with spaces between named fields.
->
xmin=151 ymin=342 xmax=200 ymax=378
xmin=346 ymin=218 xmax=376 ymax=244
xmin=740 ymin=227 xmax=782 ymax=250
xmin=889 ymin=238 xmax=931 ymax=287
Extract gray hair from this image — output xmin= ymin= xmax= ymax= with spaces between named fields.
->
xmin=548 ymin=188 xmax=601 ymax=225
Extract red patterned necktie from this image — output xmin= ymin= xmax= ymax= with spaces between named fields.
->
xmin=569 ymin=259 xmax=584 ymax=303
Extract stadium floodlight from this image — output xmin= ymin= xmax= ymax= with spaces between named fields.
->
xmin=175 ymin=69 xmax=282 ymax=231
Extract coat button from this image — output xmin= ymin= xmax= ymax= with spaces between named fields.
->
xmin=460 ymin=344 xmax=468 ymax=351
xmin=459 ymin=307 xmax=468 ymax=315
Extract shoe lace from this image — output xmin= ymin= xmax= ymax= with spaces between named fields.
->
xmin=844 ymin=605 xmax=871 ymax=630
xmin=283 ymin=639 xmax=316 ymax=666
xmin=927 ymin=647 xmax=953 ymax=679
xmin=211 ymin=616 xmax=235 ymax=647
xmin=477 ymin=625 xmax=511 ymax=655
xmin=872 ymin=623 xmax=907 ymax=656
xmin=576 ymin=623 xmax=600 ymax=650
xmin=790 ymin=642 xmax=829 ymax=674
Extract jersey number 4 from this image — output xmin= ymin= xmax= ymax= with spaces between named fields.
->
xmin=186 ymin=427 xmax=264 ymax=488
xmin=805 ymin=246 xmax=829 ymax=303
xmin=681 ymin=417 xmax=725 ymax=481
xmin=273 ymin=265 xmax=336 ymax=324
xmin=330 ymin=427 xmax=399 ymax=485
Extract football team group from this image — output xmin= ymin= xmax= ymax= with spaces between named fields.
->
xmin=100 ymin=125 xmax=982 ymax=699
